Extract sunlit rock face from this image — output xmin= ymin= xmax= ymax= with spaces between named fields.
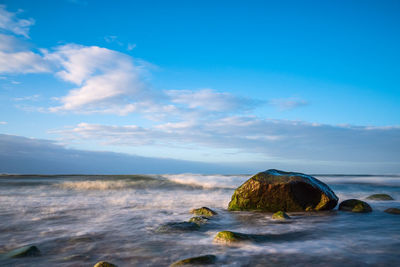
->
xmin=228 ymin=169 xmax=338 ymax=212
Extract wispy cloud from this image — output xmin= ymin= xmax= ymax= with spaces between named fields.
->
xmin=0 ymin=5 xmax=35 ymax=38
xmin=269 ymin=97 xmax=308 ymax=111
xmin=0 ymin=121 xmax=7 ymax=125
xmin=13 ymin=94 xmax=40 ymax=101
xmin=52 ymin=118 xmax=400 ymax=166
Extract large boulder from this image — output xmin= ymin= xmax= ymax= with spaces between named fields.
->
xmin=228 ymin=169 xmax=338 ymax=212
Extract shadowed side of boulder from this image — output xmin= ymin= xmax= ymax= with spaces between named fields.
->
xmin=170 ymin=254 xmax=217 ymax=266
xmin=228 ymin=169 xmax=338 ymax=212
xmin=339 ymin=199 xmax=372 ymax=213
xmin=1 ymin=245 xmax=40 ymax=259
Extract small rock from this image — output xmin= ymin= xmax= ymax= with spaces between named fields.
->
xmin=384 ymin=208 xmax=400 ymax=215
xmin=213 ymin=231 xmax=250 ymax=244
xmin=1 ymin=245 xmax=40 ymax=259
xmin=170 ymin=254 xmax=217 ymax=266
xmin=188 ymin=216 xmax=210 ymax=225
xmin=366 ymin=194 xmax=394 ymax=201
xmin=94 ymin=261 xmax=117 ymax=267
xmin=339 ymin=199 xmax=372 ymax=213
xmin=272 ymin=211 xmax=291 ymax=220
xmin=190 ymin=207 xmax=217 ymax=216
xmin=156 ymin=222 xmax=200 ymax=233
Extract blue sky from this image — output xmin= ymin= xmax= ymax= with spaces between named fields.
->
xmin=0 ymin=0 xmax=399 ymax=174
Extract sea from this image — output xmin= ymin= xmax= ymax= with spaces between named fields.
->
xmin=0 ymin=173 xmax=399 ymax=266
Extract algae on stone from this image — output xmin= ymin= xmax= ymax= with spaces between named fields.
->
xmin=188 ymin=216 xmax=209 ymax=225
xmin=213 ymin=231 xmax=250 ymax=244
xmin=366 ymin=194 xmax=394 ymax=201
xmin=156 ymin=222 xmax=200 ymax=233
xmin=228 ymin=169 xmax=338 ymax=212
xmin=190 ymin=207 xmax=217 ymax=216
xmin=272 ymin=211 xmax=291 ymax=220
xmin=94 ymin=261 xmax=118 ymax=267
xmin=338 ymin=199 xmax=372 ymax=213
xmin=170 ymin=254 xmax=217 ymax=266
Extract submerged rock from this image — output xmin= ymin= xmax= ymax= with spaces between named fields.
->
xmin=170 ymin=254 xmax=217 ymax=266
xmin=339 ymin=199 xmax=372 ymax=213
xmin=366 ymin=194 xmax=394 ymax=201
xmin=384 ymin=208 xmax=400 ymax=215
xmin=1 ymin=245 xmax=40 ymax=259
xmin=228 ymin=169 xmax=338 ymax=212
xmin=156 ymin=222 xmax=200 ymax=233
xmin=272 ymin=211 xmax=291 ymax=220
xmin=94 ymin=261 xmax=117 ymax=267
xmin=214 ymin=230 xmax=308 ymax=245
xmin=188 ymin=216 xmax=210 ymax=225
xmin=190 ymin=207 xmax=217 ymax=216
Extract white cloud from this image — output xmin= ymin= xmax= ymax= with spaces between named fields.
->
xmin=46 ymin=44 xmax=152 ymax=114
xmin=0 ymin=50 xmax=50 ymax=73
xmin=269 ymin=97 xmax=308 ymax=111
xmin=0 ymin=5 xmax=34 ymax=38
xmin=14 ymin=94 xmax=40 ymax=101
xmin=127 ymin=43 xmax=136 ymax=51
xmin=0 ymin=121 xmax=7 ymax=125
xmin=166 ymin=89 xmax=257 ymax=112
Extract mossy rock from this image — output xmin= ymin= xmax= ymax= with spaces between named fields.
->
xmin=384 ymin=208 xmax=400 ymax=215
xmin=366 ymin=194 xmax=394 ymax=201
xmin=213 ymin=231 xmax=251 ymax=244
xmin=190 ymin=207 xmax=217 ymax=217
xmin=272 ymin=211 xmax=291 ymax=220
xmin=228 ymin=169 xmax=338 ymax=212
xmin=156 ymin=222 xmax=200 ymax=233
xmin=188 ymin=216 xmax=210 ymax=225
xmin=1 ymin=245 xmax=40 ymax=259
xmin=94 ymin=261 xmax=118 ymax=267
xmin=338 ymin=199 xmax=372 ymax=213
xmin=170 ymin=254 xmax=217 ymax=266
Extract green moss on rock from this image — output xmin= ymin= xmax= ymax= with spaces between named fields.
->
xmin=213 ymin=231 xmax=250 ymax=244
xmin=94 ymin=261 xmax=118 ymax=267
xmin=228 ymin=169 xmax=338 ymax=212
xmin=338 ymin=199 xmax=372 ymax=213
xmin=272 ymin=211 xmax=291 ymax=220
xmin=1 ymin=245 xmax=40 ymax=259
xmin=188 ymin=216 xmax=209 ymax=225
xmin=156 ymin=222 xmax=200 ymax=233
xmin=190 ymin=207 xmax=217 ymax=216
xmin=384 ymin=208 xmax=400 ymax=214
xmin=366 ymin=194 xmax=394 ymax=201
xmin=170 ymin=254 xmax=217 ymax=266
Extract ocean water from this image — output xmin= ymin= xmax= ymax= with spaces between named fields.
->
xmin=0 ymin=174 xmax=399 ymax=266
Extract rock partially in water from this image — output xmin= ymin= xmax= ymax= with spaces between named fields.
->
xmin=339 ymin=199 xmax=372 ymax=213
xmin=188 ymin=216 xmax=210 ymax=225
xmin=1 ymin=245 xmax=41 ymax=259
xmin=190 ymin=207 xmax=217 ymax=217
xmin=228 ymin=169 xmax=338 ymax=212
xmin=94 ymin=261 xmax=118 ymax=267
xmin=156 ymin=222 xmax=200 ymax=233
xmin=272 ymin=211 xmax=291 ymax=220
xmin=366 ymin=194 xmax=394 ymax=201
xmin=384 ymin=208 xmax=400 ymax=215
xmin=213 ymin=231 xmax=251 ymax=244
xmin=170 ymin=254 xmax=217 ymax=266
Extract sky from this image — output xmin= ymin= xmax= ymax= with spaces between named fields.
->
xmin=0 ymin=0 xmax=399 ymax=174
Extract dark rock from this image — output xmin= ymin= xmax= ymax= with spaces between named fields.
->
xmin=228 ymin=169 xmax=338 ymax=212
xmin=188 ymin=216 xmax=210 ymax=225
xmin=1 ymin=245 xmax=40 ymax=259
xmin=366 ymin=194 xmax=394 ymax=201
xmin=94 ymin=261 xmax=118 ymax=267
xmin=156 ymin=222 xmax=200 ymax=233
xmin=384 ymin=208 xmax=400 ymax=214
xmin=339 ymin=199 xmax=372 ymax=213
xmin=170 ymin=255 xmax=217 ymax=266
xmin=272 ymin=211 xmax=291 ymax=220
xmin=214 ymin=230 xmax=309 ymax=245
xmin=190 ymin=207 xmax=217 ymax=216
